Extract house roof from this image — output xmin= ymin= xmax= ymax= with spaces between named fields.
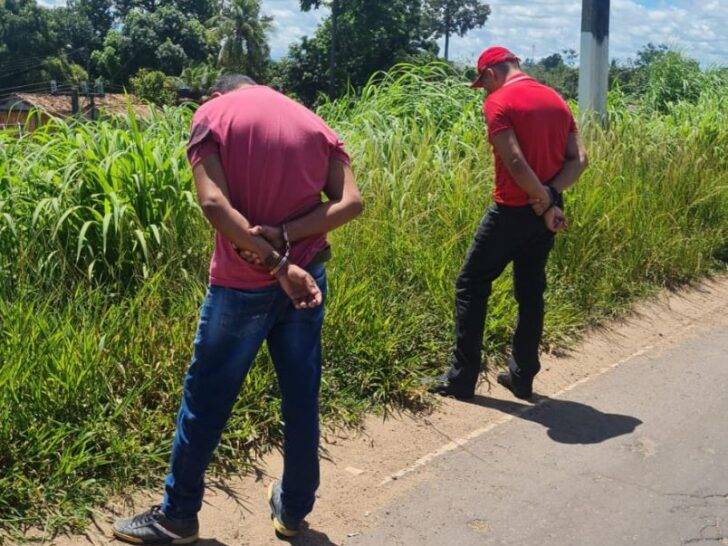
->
xmin=0 ymin=92 xmax=150 ymax=118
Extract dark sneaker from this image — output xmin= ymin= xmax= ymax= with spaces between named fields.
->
xmin=268 ymin=480 xmax=301 ymax=538
xmin=497 ymin=371 xmax=533 ymax=400
xmin=112 ymin=505 xmax=199 ymax=545
xmin=426 ymin=373 xmax=475 ymax=400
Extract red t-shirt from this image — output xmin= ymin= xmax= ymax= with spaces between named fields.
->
xmin=187 ymin=85 xmax=350 ymax=290
xmin=484 ymin=74 xmax=577 ymax=206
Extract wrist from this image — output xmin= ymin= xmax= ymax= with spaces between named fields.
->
xmin=263 ymin=249 xmax=281 ymax=271
xmin=284 ymin=222 xmax=300 ymax=245
xmin=547 ymin=185 xmax=563 ymax=208
xmin=273 ymin=259 xmax=290 ymax=279
xmin=274 ymin=225 xmax=284 ymax=246
xmin=535 ymin=186 xmax=550 ymax=202
xmin=269 ymin=253 xmax=289 ymax=277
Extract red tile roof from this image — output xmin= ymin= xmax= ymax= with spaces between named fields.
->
xmin=1 ymin=93 xmax=150 ymax=118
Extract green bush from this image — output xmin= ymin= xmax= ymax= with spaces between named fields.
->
xmin=130 ymin=69 xmax=179 ymax=106
xmin=643 ymin=51 xmax=704 ymax=113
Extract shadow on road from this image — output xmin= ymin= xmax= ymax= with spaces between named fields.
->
xmin=283 ymin=523 xmax=340 ymax=545
xmin=465 ymin=394 xmax=642 ymax=444
xmin=197 ymin=522 xmax=339 ymax=546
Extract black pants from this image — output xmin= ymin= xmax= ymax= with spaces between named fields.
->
xmin=447 ymin=204 xmax=555 ymax=391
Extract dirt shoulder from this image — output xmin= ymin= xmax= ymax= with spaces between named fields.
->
xmin=47 ymin=275 xmax=728 ymax=546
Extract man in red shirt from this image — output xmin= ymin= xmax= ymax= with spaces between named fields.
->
xmin=431 ymin=46 xmax=588 ymax=401
xmin=113 ymin=74 xmax=363 ymax=544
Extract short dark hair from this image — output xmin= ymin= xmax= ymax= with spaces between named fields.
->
xmin=491 ymin=60 xmax=520 ymax=76
xmin=209 ymin=74 xmax=256 ymax=95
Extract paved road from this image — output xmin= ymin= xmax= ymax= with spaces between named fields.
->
xmin=348 ymin=325 xmax=728 ymax=546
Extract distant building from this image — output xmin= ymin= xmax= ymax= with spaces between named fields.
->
xmin=0 ymin=93 xmax=150 ymax=132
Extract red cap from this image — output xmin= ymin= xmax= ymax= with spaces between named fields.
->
xmin=470 ymin=46 xmax=521 ymax=88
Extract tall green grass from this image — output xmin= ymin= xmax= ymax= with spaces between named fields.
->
xmin=1 ymin=63 xmax=727 ymax=538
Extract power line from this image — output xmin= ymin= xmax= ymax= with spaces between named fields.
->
xmin=0 ymin=47 xmax=92 ymax=80
xmin=0 ymin=84 xmax=76 ymax=103
xmin=0 ymin=81 xmax=57 ymax=94
xmin=0 ymin=57 xmax=53 ymax=73
xmin=0 ymin=62 xmax=57 ymax=81
xmin=0 ymin=46 xmax=89 ymax=72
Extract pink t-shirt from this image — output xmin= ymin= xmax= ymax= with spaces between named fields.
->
xmin=187 ymin=85 xmax=350 ymax=290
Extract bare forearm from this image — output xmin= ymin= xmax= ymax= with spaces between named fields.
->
xmin=549 ymin=159 xmax=586 ymax=193
xmin=202 ymin=200 xmax=275 ymax=259
xmin=507 ymin=158 xmax=549 ymax=201
xmin=286 ymin=199 xmax=363 ymax=242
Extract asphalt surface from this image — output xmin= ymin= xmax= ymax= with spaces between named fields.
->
xmin=347 ymin=324 xmax=728 ymax=546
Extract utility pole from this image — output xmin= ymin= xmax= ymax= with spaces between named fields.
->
xmin=80 ymin=80 xmax=105 ymax=120
xmin=50 ymin=80 xmax=79 ymax=115
xmin=444 ymin=6 xmax=451 ymax=61
xmin=578 ymin=0 xmax=610 ymax=123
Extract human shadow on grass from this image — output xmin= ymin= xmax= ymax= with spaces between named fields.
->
xmin=196 ymin=522 xmax=338 ymax=546
xmin=464 ymin=394 xmax=642 ymax=444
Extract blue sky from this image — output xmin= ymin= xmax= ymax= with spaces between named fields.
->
xmin=261 ymin=0 xmax=728 ymax=67
xmin=39 ymin=0 xmax=728 ymax=67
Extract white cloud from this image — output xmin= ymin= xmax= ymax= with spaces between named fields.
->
xmin=37 ymin=0 xmax=728 ymax=67
xmin=262 ymin=0 xmax=728 ymax=67
xmin=443 ymin=0 xmax=728 ymax=67
xmin=262 ymin=0 xmax=327 ymax=59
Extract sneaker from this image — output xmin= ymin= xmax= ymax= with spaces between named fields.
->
xmin=112 ymin=505 xmax=199 ymax=545
xmin=497 ymin=371 xmax=533 ymax=400
xmin=425 ymin=373 xmax=475 ymax=400
xmin=268 ymin=480 xmax=301 ymax=538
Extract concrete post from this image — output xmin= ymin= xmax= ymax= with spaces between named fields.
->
xmin=578 ymin=0 xmax=610 ymax=123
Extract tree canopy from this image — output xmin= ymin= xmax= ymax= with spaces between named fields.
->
xmin=423 ymin=0 xmax=490 ymax=61
xmin=0 ymin=0 xmax=720 ymax=109
xmin=278 ymin=0 xmax=438 ymax=104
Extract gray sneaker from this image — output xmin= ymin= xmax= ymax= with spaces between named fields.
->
xmin=112 ymin=505 xmax=199 ymax=544
xmin=268 ymin=481 xmax=301 ymax=538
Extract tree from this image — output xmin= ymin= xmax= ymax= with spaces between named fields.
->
xmin=130 ymin=68 xmax=178 ymax=105
xmin=299 ymin=0 xmax=339 ymax=95
xmin=213 ymin=0 xmax=272 ymax=81
xmin=281 ymin=0 xmax=436 ymax=104
xmin=42 ymin=56 xmax=89 ymax=84
xmin=644 ymin=51 xmax=702 ymax=112
xmin=539 ymin=53 xmax=564 ymax=71
xmin=179 ymin=63 xmax=221 ymax=95
xmin=522 ymin=52 xmax=578 ymax=100
xmin=114 ymin=0 xmax=218 ymax=21
xmin=608 ymin=43 xmax=670 ymax=97
xmin=69 ymin=0 xmax=113 ymax=41
xmin=635 ymin=42 xmax=668 ymax=68
xmin=424 ymin=0 xmax=490 ymax=61
xmin=0 ymin=0 xmax=57 ymax=86
xmin=91 ymin=6 xmax=211 ymax=83
xmin=49 ymin=5 xmax=97 ymax=67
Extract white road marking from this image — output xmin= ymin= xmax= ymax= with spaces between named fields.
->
xmin=380 ymin=295 xmax=728 ymax=487
xmin=380 ymin=344 xmax=657 ymax=485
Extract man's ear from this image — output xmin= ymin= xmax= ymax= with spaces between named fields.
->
xmin=203 ymin=91 xmax=222 ymax=103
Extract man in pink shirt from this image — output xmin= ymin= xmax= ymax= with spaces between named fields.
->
xmin=113 ymin=74 xmax=363 ymax=544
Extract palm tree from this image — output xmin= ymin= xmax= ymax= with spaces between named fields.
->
xmin=215 ymin=0 xmax=272 ymax=80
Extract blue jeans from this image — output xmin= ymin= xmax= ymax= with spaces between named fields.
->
xmin=162 ymin=263 xmax=327 ymax=522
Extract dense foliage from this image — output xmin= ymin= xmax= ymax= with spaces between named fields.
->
xmin=1 ymin=62 xmax=727 ymax=538
xmin=2 ymin=0 xmax=721 ymax=109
